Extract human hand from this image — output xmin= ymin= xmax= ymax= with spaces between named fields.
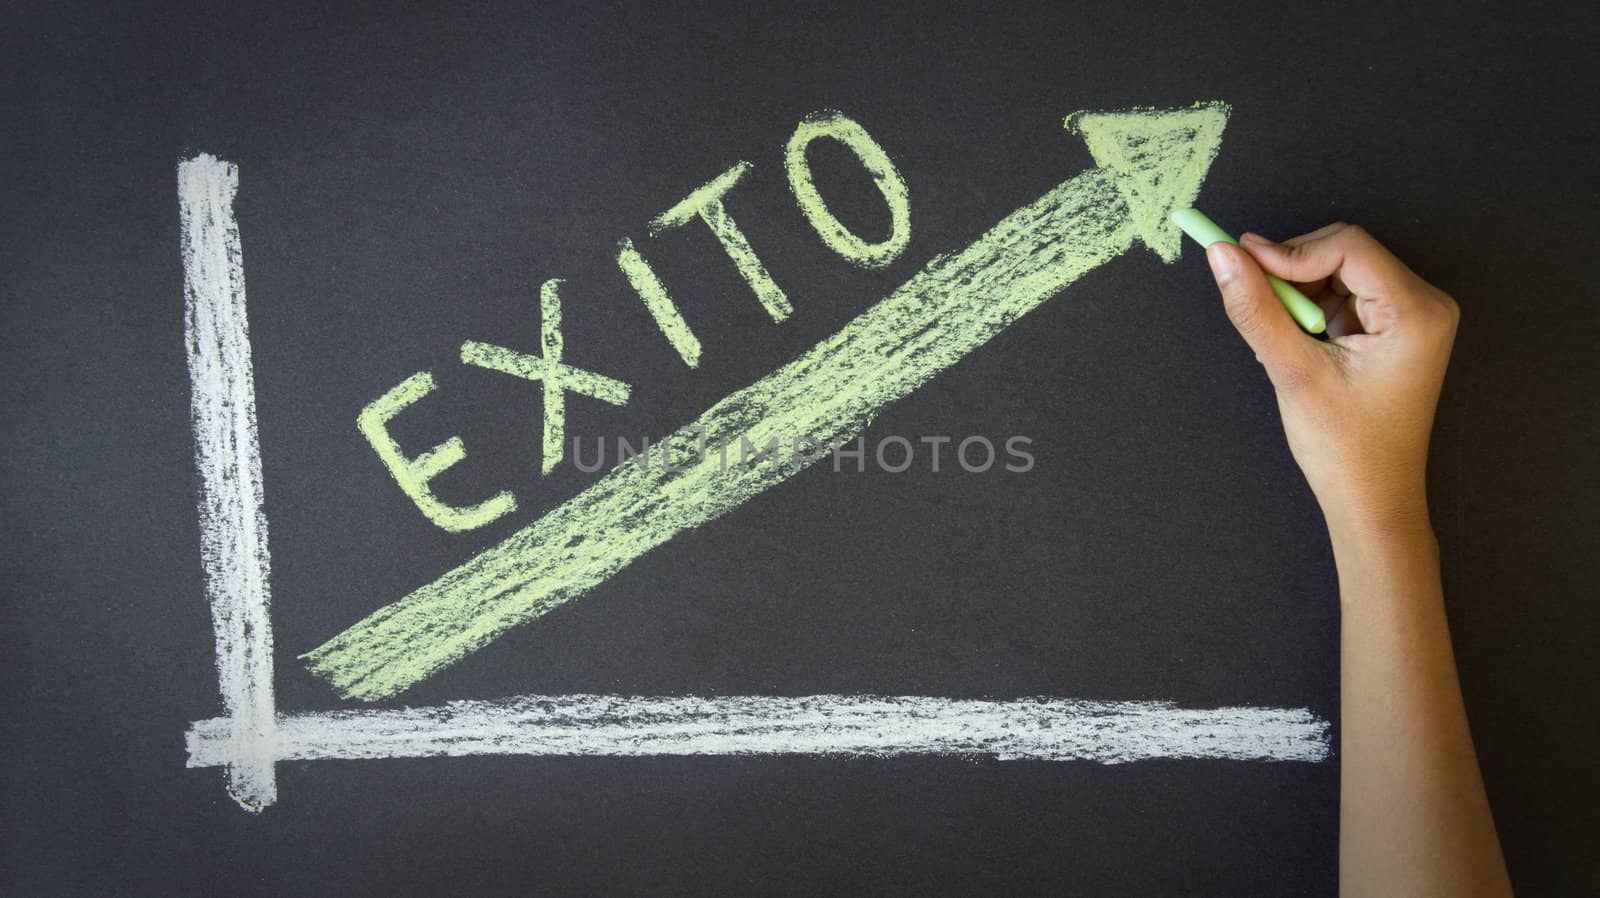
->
xmin=1205 ymin=223 xmax=1459 ymax=535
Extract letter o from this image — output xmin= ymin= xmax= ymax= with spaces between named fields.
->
xmin=958 ymin=436 xmax=995 ymax=473
xmin=876 ymin=435 xmax=914 ymax=473
xmin=785 ymin=111 xmax=911 ymax=269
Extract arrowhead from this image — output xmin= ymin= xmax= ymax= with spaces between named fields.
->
xmin=1065 ymin=102 xmax=1230 ymax=263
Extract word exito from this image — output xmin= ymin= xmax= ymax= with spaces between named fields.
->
xmin=569 ymin=432 xmax=1035 ymax=474
xmin=361 ymin=111 xmax=911 ymax=533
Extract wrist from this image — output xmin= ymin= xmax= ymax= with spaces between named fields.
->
xmin=1327 ymin=512 xmax=1438 ymax=564
xmin=1323 ymin=501 xmax=1441 ymax=609
xmin=1322 ymin=498 xmax=1433 ymax=543
xmin=1312 ymin=474 xmax=1431 ymax=541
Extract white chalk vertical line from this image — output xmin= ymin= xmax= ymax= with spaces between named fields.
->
xmin=179 ymin=153 xmax=278 ymax=812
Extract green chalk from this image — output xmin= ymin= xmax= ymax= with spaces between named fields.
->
xmin=1170 ymin=207 xmax=1326 ymax=334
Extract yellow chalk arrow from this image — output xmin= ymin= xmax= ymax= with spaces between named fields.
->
xmin=304 ymin=102 xmax=1231 ymax=700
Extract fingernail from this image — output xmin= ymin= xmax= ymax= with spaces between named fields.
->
xmin=1240 ymin=232 xmax=1276 ymax=246
xmin=1206 ymin=242 xmax=1238 ymax=285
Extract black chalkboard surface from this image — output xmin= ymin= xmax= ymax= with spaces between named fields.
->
xmin=4 ymin=2 xmax=1596 ymax=895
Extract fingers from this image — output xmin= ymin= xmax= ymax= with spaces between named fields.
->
xmin=1310 ymin=288 xmax=1365 ymax=338
xmin=1277 ymin=222 xmax=1348 ymax=248
xmin=1239 ymin=224 xmax=1459 ymax=339
xmin=1247 ymin=227 xmax=1348 ymax=298
xmin=1239 ymin=224 xmax=1411 ymax=300
xmin=1205 ymin=242 xmax=1320 ymax=390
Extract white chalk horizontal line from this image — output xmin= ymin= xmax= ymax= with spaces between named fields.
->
xmin=187 ymin=694 xmax=1330 ymax=767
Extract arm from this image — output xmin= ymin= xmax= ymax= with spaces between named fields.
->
xmin=1204 ymin=224 xmax=1512 ymax=897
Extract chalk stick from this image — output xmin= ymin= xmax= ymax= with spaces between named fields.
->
xmin=1170 ymin=208 xmax=1326 ymax=334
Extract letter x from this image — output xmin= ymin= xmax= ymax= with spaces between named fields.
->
xmin=461 ymin=279 xmax=631 ymax=474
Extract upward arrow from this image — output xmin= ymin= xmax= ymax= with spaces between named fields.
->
xmin=1067 ymin=105 xmax=1228 ymax=262
xmin=305 ymin=102 xmax=1232 ymax=701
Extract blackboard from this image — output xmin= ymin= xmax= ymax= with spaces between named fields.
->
xmin=4 ymin=2 xmax=1596 ymax=895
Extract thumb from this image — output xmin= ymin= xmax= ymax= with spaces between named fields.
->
xmin=1207 ymin=242 xmax=1318 ymax=390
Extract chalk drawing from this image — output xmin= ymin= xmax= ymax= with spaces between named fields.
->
xmin=303 ymin=102 xmax=1233 ymax=701
xmin=461 ymin=278 xmax=632 ymax=476
xmin=357 ymin=371 xmax=519 ymax=532
xmin=178 ymin=154 xmax=279 ymax=811
xmin=650 ymin=162 xmax=792 ymax=322
xmin=785 ymin=110 xmax=911 ymax=269
xmin=183 ymin=105 xmax=1329 ymax=814
xmin=617 ymin=237 xmax=703 ymax=367
xmin=1065 ymin=106 xmax=1227 ymax=264
xmin=188 ymin=694 xmax=1329 ymax=767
